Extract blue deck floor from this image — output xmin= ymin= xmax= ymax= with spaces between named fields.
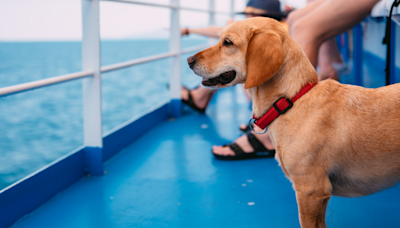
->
xmin=12 ymin=62 xmax=400 ymax=227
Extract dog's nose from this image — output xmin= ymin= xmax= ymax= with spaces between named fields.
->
xmin=187 ymin=56 xmax=196 ymax=68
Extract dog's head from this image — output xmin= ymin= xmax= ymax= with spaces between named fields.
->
xmin=188 ymin=17 xmax=285 ymax=90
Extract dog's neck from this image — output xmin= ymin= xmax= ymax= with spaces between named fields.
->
xmin=249 ymin=37 xmax=318 ymax=118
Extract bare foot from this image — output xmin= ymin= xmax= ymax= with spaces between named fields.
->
xmin=212 ymin=131 xmax=275 ymax=156
xmin=239 ymin=124 xmax=249 ymax=131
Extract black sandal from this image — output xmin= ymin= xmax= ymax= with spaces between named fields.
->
xmin=212 ymin=132 xmax=275 ymax=160
xmin=182 ymin=87 xmax=206 ymax=114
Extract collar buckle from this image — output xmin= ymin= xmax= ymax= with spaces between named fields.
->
xmin=249 ymin=83 xmax=317 ymax=133
xmin=273 ymin=97 xmax=293 ymax=115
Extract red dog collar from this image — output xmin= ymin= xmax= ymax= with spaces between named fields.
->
xmin=251 ymin=83 xmax=317 ymax=130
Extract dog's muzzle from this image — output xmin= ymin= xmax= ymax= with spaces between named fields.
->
xmin=202 ymin=70 xmax=236 ymax=86
xmin=187 ymin=55 xmax=236 ymax=86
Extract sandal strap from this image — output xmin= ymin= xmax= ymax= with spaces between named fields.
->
xmin=182 ymin=87 xmax=206 ymax=113
xmin=246 ymin=132 xmax=268 ymax=152
xmin=187 ymin=88 xmax=193 ymax=100
xmin=228 ymin=143 xmax=246 ymax=156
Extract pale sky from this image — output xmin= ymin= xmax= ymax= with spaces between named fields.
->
xmin=0 ymin=0 xmax=243 ymax=41
xmin=0 ymin=0 xmax=305 ymax=41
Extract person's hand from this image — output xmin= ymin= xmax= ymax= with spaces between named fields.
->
xmin=181 ymin=28 xmax=190 ymax=36
xmin=226 ymin=19 xmax=234 ymax=26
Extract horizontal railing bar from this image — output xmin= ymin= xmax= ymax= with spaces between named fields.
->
xmin=179 ymin=6 xmax=228 ymax=14
xmin=0 ymin=45 xmax=210 ymax=97
xmin=101 ymin=52 xmax=178 ymax=73
xmin=181 ymin=44 xmax=210 ymax=54
xmin=101 ymin=0 xmax=229 ymax=14
xmin=101 ymin=44 xmax=211 ymax=73
xmin=0 ymin=70 xmax=94 ymax=97
xmin=101 ymin=0 xmax=177 ymax=8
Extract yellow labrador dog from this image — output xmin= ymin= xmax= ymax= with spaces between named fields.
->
xmin=187 ymin=17 xmax=400 ymax=228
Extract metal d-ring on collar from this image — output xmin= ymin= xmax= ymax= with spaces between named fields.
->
xmin=248 ymin=118 xmax=268 ymax=134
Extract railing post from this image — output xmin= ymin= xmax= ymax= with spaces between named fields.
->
xmin=209 ymin=0 xmax=215 ymax=27
xmin=207 ymin=0 xmax=216 ymax=49
xmin=230 ymin=0 xmax=235 ymax=19
xmin=169 ymin=0 xmax=181 ymax=118
xmin=352 ymin=24 xmax=363 ymax=86
xmin=389 ymin=20 xmax=396 ymax=85
xmin=81 ymin=0 xmax=104 ymax=176
xmin=209 ymin=0 xmax=216 ymax=45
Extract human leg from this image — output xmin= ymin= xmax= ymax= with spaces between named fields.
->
xmin=289 ymin=0 xmax=380 ymax=67
xmin=303 ymin=0 xmax=344 ymax=80
xmin=286 ymin=0 xmax=326 ymax=30
xmin=317 ymin=38 xmax=343 ymax=80
xmin=181 ymin=86 xmax=215 ymax=111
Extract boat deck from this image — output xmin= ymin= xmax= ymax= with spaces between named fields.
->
xmin=12 ymin=61 xmax=400 ymax=227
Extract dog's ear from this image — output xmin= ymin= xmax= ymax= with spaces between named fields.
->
xmin=244 ymin=30 xmax=283 ymax=89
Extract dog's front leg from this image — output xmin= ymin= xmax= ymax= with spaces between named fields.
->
xmin=293 ymin=175 xmax=332 ymax=228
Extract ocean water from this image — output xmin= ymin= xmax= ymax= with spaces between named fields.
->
xmin=0 ymin=39 xmax=207 ymax=190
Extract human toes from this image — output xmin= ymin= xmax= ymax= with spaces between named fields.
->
xmin=239 ymin=124 xmax=250 ymax=131
xmin=212 ymin=145 xmax=236 ymax=156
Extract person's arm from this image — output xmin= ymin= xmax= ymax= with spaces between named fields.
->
xmin=181 ymin=26 xmax=223 ymax=38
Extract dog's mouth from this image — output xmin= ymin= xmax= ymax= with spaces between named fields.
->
xmin=202 ymin=70 xmax=236 ymax=86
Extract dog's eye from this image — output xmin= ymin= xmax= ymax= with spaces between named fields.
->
xmin=223 ymin=39 xmax=233 ymax=46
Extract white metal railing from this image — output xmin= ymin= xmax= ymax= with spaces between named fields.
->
xmin=0 ymin=43 xmax=211 ymax=95
xmin=102 ymin=0 xmax=230 ymax=14
xmin=181 ymin=44 xmax=210 ymax=54
xmin=0 ymin=70 xmax=93 ymax=96
xmin=169 ymin=0 xmax=182 ymax=109
xmin=81 ymin=0 xmax=103 ymax=175
xmin=0 ymin=0 xmax=235 ymax=176
xmin=102 ymin=52 xmax=177 ymax=73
